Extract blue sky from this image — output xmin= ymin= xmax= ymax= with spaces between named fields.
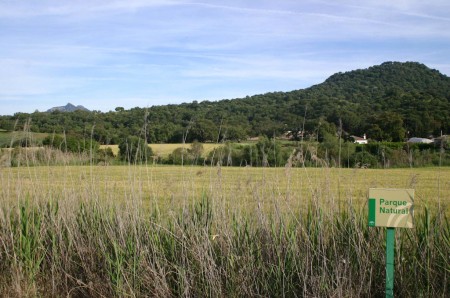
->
xmin=1 ymin=0 xmax=449 ymax=115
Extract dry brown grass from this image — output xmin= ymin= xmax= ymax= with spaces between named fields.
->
xmin=2 ymin=165 xmax=449 ymax=215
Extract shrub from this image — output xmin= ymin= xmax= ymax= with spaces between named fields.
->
xmin=167 ymin=142 xmax=205 ymax=165
xmin=42 ymin=134 xmax=99 ymax=153
xmin=350 ymin=151 xmax=378 ymax=168
xmin=118 ymin=136 xmax=153 ymax=163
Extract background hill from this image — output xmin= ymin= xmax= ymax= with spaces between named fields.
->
xmin=46 ymin=103 xmax=90 ymax=112
xmin=0 ymin=61 xmax=449 ymax=144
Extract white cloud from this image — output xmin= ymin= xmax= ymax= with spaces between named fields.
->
xmin=0 ymin=0 xmax=178 ymax=18
xmin=0 ymin=0 xmax=449 ymax=115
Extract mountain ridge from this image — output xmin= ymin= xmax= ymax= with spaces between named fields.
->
xmin=46 ymin=103 xmax=90 ymax=112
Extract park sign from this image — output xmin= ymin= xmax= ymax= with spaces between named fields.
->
xmin=368 ymin=188 xmax=414 ymax=228
xmin=368 ymin=188 xmax=414 ymax=297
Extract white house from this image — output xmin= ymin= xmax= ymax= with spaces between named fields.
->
xmin=352 ymin=134 xmax=368 ymax=144
xmin=407 ymin=137 xmax=433 ymax=144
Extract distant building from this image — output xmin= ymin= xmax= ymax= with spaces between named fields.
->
xmin=433 ymin=135 xmax=448 ymax=147
xmin=407 ymin=137 xmax=433 ymax=144
xmin=352 ymin=134 xmax=368 ymax=144
xmin=247 ymin=137 xmax=260 ymax=141
xmin=283 ymin=130 xmax=304 ymax=140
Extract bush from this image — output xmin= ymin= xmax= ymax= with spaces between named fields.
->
xmin=167 ymin=142 xmax=205 ymax=165
xmin=207 ymin=142 xmax=248 ymax=166
xmin=42 ymin=134 xmax=99 ymax=153
xmin=97 ymin=147 xmax=115 ymax=165
xmin=118 ymin=136 xmax=153 ymax=163
xmin=350 ymin=151 xmax=378 ymax=168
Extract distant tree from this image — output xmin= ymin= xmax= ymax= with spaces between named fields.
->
xmin=370 ymin=112 xmax=406 ymax=142
xmin=167 ymin=141 xmax=204 ymax=165
xmin=42 ymin=134 xmax=99 ymax=153
xmin=367 ymin=124 xmax=384 ymax=141
xmin=350 ymin=151 xmax=378 ymax=168
xmin=97 ymin=147 xmax=115 ymax=164
xmin=189 ymin=141 xmax=204 ymax=162
xmin=243 ymin=137 xmax=287 ymax=167
xmin=207 ymin=142 xmax=247 ymax=166
xmin=167 ymin=147 xmax=187 ymax=165
xmin=118 ymin=136 xmax=153 ymax=163
xmin=186 ymin=119 xmax=218 ymax=143
xmin=319 ymin=132 xmax=340 ymax=166
xmin=221 ymin=126 xmax=247 ymax=142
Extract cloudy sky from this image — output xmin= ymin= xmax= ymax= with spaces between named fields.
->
xmin=1 ymin=0 xmax=449 ymax=115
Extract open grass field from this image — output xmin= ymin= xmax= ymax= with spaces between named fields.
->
xmin=0 ymin=163 xmax=449 ymax=296
xmin=1 ymin=165 xmax=449 ymax=213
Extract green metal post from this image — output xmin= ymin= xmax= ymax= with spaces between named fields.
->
xmin=386 ymin=228 xmax=395 ymax=298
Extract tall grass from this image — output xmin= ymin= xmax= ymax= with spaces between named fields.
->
xmin=0 ymin=195 xmax=448 ymax=297
xmin=0 ymin=148 xmax=448 ymax=297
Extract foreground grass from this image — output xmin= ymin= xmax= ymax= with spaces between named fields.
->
xmin=0 ymin=164 xmax=449 ymax=297
xmin=0 ymin=196 xmax=448 ymax=297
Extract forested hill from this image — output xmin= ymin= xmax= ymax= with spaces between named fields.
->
xmin=1 ymin=61 xmax=449 ymax=144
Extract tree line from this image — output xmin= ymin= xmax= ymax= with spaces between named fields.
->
xmin=2 ymin=135 xmax=448 ymax=168
xmin=0 ymin=62 xmax=449 ymax=146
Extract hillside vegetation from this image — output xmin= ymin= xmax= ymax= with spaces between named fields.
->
xmin=0 ymin=62 xmax=449 ymax=145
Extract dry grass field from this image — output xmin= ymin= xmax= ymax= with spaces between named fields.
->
xmin=0 ymin=161 xmax=448 ymax=297
xmin=2 ymin=165 xmax=449 ymax=214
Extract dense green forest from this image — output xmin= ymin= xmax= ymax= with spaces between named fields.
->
xmin=1 ymin=62 xmax=449 ymax=168
xmin=1 ymin=61 xmax=449 ymax=145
